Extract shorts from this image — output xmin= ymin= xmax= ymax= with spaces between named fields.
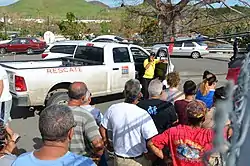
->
xmin=0 ymin=99 xmax=12 ymax=125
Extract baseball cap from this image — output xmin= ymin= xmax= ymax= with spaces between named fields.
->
xmin=150 ymin=52 xmax=156 ymax=57
xmin=186 ymin=100 xmax=207 ymax=118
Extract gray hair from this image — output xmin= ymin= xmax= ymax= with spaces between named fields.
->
xmin=39 ymin=104 xmax=75 ymax=142
xmin=68 ymin=82 xmax=88 ymax=100
xmin=148 ymin=78 xmax=163 ymax=97
xmin=124 ymin=79 xmax=141 ymax=103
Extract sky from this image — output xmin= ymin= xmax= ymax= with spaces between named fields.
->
xmin=0 ymin=0 xmax=242 ymax=7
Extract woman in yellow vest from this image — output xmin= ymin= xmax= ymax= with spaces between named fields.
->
xmin=142 ymin=52 xmax=167 ymax=99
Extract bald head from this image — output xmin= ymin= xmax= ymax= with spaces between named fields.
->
xmin=68 ymin=82 xmax=88 ymax=100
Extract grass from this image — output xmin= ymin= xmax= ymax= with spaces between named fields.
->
xmin=0 ymin=0 xmax=119 ymax=19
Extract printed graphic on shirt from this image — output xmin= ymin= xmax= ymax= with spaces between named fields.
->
xmin=175 ymin=139 xmax=203 ymax=162
xmin=147 ymin=106 xmax=158 ymax=115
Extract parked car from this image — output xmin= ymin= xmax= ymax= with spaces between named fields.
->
xmin=0 ymin=38 xmax=46 ymax=55
xmin=42 ymin=40 xmax=87 ymax=59
xmin=91 ymin=35 xmax=128 ymax=43
xmin=152 ymin=41 xmax=209 ymax=59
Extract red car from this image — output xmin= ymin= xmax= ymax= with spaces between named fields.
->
xmin=0 ymin=38 xmax=46 ymax=55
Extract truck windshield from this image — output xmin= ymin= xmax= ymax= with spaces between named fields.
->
xmin=75 ymin=46 xmax=104 ymax=63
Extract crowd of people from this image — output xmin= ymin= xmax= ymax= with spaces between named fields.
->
xmin=0 ymin=54 xmax=232 ymax=166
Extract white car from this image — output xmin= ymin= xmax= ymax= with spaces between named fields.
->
xmin=152 ymin=41 xmax=209 ymax=59
xmin=42 ymin=40 xmax=87 ymax=59
xmin=91 ymin=35 xmax=128 ymax=43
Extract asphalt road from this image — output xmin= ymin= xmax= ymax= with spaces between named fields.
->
xmin=0 ymin=53 xmax=230 ymax=154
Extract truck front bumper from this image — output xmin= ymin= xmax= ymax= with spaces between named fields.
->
xmin=11 ymin=92 xmax=31 ymax=107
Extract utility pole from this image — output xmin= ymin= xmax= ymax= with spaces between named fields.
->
xmin=47 ymin=16 xmax=50 ymax=31
xmin=3 ymin=13 xmax=7 ymax=38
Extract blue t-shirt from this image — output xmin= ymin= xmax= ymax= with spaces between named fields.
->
xmin=196 ymin=89 xmax=215 ymax=109
xmin=11 ymin=151 xmax=96 ymax=166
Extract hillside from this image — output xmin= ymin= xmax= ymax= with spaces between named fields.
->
xmin=88 ymin=1 xmax=110 ymax=8
xmin=0 ymin=0 xmax=116 ymax=18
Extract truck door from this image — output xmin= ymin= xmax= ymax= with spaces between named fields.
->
xmin=74 ymin=45 xmax=108 ymax=95
xmin=129 ymin=46 xmax=148 ymax=81
xmin=111 ymin=47 xmax=135 ymax=93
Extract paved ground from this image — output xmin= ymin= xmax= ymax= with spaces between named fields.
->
xmin=0 ymin=53 xmax=230 ymax=155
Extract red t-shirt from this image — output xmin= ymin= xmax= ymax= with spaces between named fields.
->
xmin=152 ymin=125 xmax=214 ymax=166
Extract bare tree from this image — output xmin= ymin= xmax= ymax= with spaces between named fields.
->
xmin=116 ymin=0 xmax=249 ymax=41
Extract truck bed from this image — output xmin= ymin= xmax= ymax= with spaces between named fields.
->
xmin=0 ymin=57 xmax=103 ymax=70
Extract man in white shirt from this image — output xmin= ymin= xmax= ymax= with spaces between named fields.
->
xmin=0 ymin=66 xmax=12 ymax=125
xmin=100 ymin=79 xmax=158 ymax=166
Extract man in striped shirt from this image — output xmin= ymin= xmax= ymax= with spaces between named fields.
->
xmin=68 ymin=82 xmax=104 ymax=162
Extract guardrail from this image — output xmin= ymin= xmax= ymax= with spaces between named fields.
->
xmin=208 ymin=48 xmax=247 ymax=53
xmin=144 ymin=46 xmax=247 ymax=54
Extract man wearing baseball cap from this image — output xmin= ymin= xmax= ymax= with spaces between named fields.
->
xmin=147 ymin=100 xmax=215 ymax=166
xmin=142 ymin=52 xmax=167 ymax=99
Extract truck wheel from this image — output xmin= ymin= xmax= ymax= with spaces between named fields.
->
xmin=0 ymin=48 xmax=6 ymax=54
xmin=46 ymin=92 xmax=69 ymax=107
xmin=27 ymin=48 xmax=34 ymax=55
xmin=191 ymin=51 xmax=200 ymax=59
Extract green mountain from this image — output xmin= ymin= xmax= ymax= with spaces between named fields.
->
xmin=0 ymin=0 xmax=114 ymax=18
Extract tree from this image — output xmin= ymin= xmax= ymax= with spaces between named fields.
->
xmin=58 ymin=12 xmax=86 ymax=40
xmin=115 ymin=0 xmax=250 ymax=41
xmin=100 ymin=22 xmax=111 ymax=34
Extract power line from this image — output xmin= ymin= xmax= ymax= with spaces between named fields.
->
xmin=140 ymin=14 xmax=250 ymax=42
xmin=143 ymin=31 xmax=250 ymax=45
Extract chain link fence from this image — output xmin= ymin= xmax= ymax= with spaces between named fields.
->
xmin=207 ymin=52 xmax=250 ymax=166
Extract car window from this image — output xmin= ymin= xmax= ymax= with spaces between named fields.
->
xmin=31 ymin=38 xmax=40 ymax=43
xmin=113 ymin=47 xmax=130 ymax=63
xmin=184 ymin=42 xmax=195 ymax=47
xmin=75 ymin=46 xmax=104 ymax=63
xmin=10 ymin=39 xmax=20 ymax=44
xmin=20 ymin=39 xmax=29 ymax=44
xmin=174 ymin=42 xmax=182 ymax=47
xmin=50 ymin=45 xmax=76 ymax=54
xmin=93 ymin=39 xmax=114 ymax=43
xmin=130 ymin=47 xmax=148 ymax=57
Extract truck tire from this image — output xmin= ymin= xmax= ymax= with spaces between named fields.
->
xmin=46 ymin=92 xmax=69 ymax=107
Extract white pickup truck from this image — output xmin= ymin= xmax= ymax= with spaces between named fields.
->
xmin=1 ymin=42 xmax=174 ymax=107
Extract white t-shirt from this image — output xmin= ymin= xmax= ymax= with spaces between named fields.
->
xmin=162 ymin=80 xmax=169 ymax=88
xmin=0 ymin=66 xmax=12 ymax=102
xmin=102 ymin=102 xmax=158 ymax=157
